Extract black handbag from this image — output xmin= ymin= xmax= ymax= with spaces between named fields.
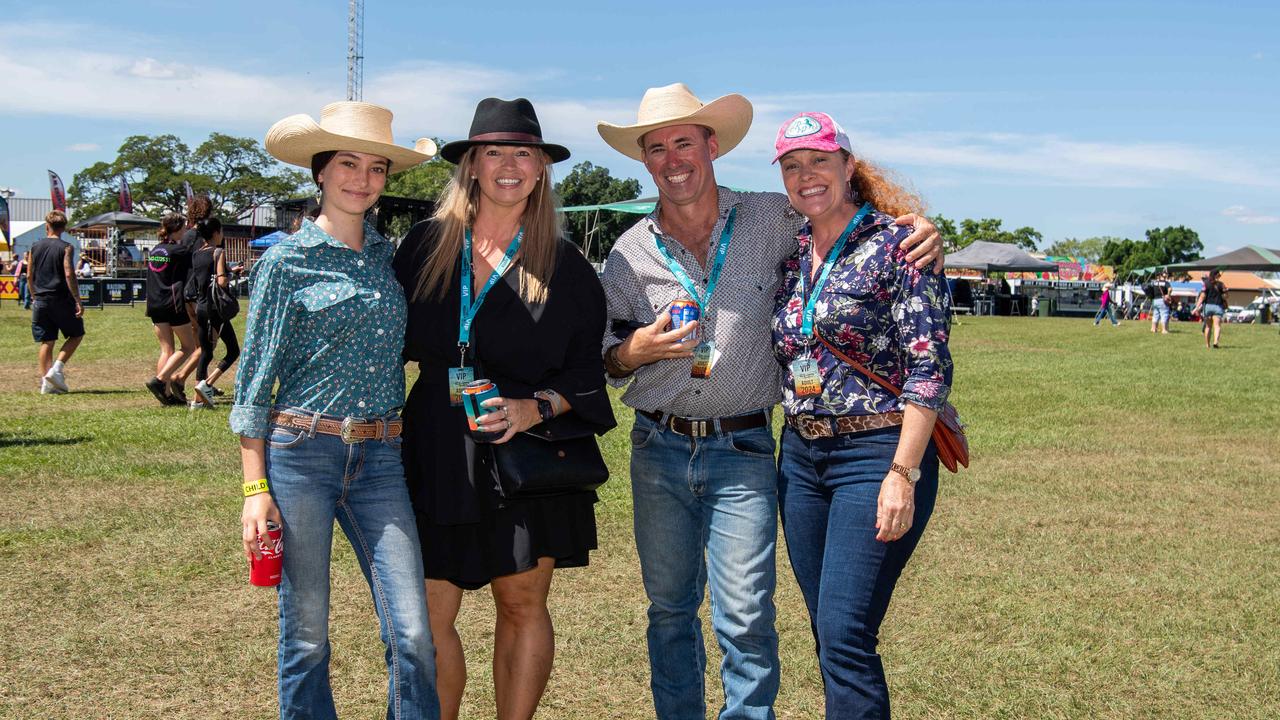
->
xmin=210 ymin=274 xmax=240 ymax=319
xmin=486 ymin=420 xmax=609 ymax=498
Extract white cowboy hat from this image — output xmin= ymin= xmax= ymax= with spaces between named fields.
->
xmin=597 ymin=83 xmax=753 ymax=162
xmin=265 ymin=101 xmax=436 ymax=174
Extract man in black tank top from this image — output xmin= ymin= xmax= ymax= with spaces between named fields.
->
xmin=28 ymin=210 xmax=85 ymax=394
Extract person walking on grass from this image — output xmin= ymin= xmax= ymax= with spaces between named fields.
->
xmin=186 ymin=217 xmax=240 ymax=408
xmin=144 ymin=213 xmax=200 ymax=405
xmin=1093 ymin=282 xmax=1120 ymax=327
xmin=1194 ymin=268 xmax=1227 ymax=349
xmin=15 ymin=251 xmax=32 ymax=309
xmin=28 ymin=210 xmax=84 ymax=394
xmin=1148 ymin=271 xmax=1172 ymax=334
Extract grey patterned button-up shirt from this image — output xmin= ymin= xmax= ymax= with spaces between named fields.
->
xmin=601 ymin=186 xmax=802 ymax=417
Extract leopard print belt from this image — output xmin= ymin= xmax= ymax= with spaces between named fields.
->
xmin=785 ymin=411 xmax=905 ymax=440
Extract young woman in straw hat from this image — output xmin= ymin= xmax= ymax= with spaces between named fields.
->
xmin=769 ymin=111 xmax=953 ymax=719
xmin=392 ymin=97 xmax=614 ymax=720
xmin=234 ymin=101 xmax=441 ymax=720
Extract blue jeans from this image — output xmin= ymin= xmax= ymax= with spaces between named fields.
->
xmin=1151 ymin=298 xmax=1170 ymax=324
xmin=630 ymin=410 xmax=780 ymax=720
xmin=265 ymin=413 xmax=439 ymax=720
xmin=1093 ymin=303 xmax=1118 ymax=325
xmin=777 ymin=425 xmax=938 ymax=720
xmin=16 ymin=274 xmax=30 ymax=309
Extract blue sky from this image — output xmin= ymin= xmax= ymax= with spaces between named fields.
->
xmin=3 ymin=0 xmax=1277 ymax=254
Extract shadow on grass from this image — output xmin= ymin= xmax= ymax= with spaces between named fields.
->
xmin=67 ymin=389 xmax=136 ymax=395
xmin=0 ymin=431 xmax=91 ymax=448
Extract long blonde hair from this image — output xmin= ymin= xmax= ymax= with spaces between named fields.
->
xmin=414 ymin=147 xmax=562 ymax=304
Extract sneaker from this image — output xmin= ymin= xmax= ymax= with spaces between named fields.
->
xmin=44 ymin=366 xmax=69 ymax=393
xmin=194 ymin=381 xmax=216 ymax=407
xmin=41 ymin=379 xmax=67 ymax=395
xmin=205 ymin=384 xmax=224 ymax=397
xmin=189 ymin=400 xmax=214 ymax=411
xmin=145 ymin=377 xmax=169 ymax=404
xmin=167 ymin=381 xmax=189 ymax=405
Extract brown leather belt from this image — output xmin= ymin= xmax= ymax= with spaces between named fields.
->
xmin=786 ymin=411 xmax=903 ymax=441
xmin=270 ymin=410 xmax=403 ymax=444
xmin=639 ymin=409 xmax=770 ymax=438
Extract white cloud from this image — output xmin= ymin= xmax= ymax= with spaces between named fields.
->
xmin=1 ymin=22 xmax=1277 ymax=195
xmin=65 ymin=143 xmax=100 ymax=152
xmin=1253 ymin=52 xmax=1265 ymax=61
xmin=1222 ymin=205 xmax=1279 ymax=224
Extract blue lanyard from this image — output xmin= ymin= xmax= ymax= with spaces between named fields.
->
xmin=651 ymin=207 xmax=737 ymax=313
xmin=799 ymin=202 xmax=874 ymax=338
xmin=459 ymin=226 xmax=523 ymax=357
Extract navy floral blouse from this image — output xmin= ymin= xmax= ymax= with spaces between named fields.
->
xmin=772 ymin=210 xmax=953 ymax=417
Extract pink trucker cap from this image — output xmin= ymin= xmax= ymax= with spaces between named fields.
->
xmin=772 ymin=112 xmax=853 ymax=163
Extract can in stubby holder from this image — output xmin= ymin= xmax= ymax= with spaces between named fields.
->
xmin=249 ymin=521 xmax=283 ymax=587
xmin=462 ymin=379 xmax=503 ymax=443
xmin=669 ymin=298 xmax=700 ymax=344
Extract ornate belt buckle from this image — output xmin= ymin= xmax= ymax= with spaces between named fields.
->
xmin=340 ymin=417 xmax=366 ymax=444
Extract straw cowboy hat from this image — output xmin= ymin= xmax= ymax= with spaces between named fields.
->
xmin=597 ymin=83 xmax=753 ymax=161
xmin=265 ymin=101 xmax=436 ymax=174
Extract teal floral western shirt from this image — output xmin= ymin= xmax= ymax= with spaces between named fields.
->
xmin=230 ymin=219 xmax=407 ymax=438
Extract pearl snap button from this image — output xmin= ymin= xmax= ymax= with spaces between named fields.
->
xmin=358 ymin=401 xmax=367 ymax=408
xmin=374 ymin=292 xmax=382 ymax=299
xmin=329 ymin=293 xmax=337 ymax=300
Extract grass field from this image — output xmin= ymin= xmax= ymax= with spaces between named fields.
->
xmin=2 ymin=303 xmax=1278 ymax=719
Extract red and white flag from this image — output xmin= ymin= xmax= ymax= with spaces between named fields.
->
xmin=48 ymin=170 xmax=67 ymax=213
xmin=119 ymin=176 xmax=134 ymax=213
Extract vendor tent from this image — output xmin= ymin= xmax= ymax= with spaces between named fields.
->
xmin=1165 ymin=245 xmax=1280 ymax=272
xmin=944 ymin=241 xmax=1059 ymax=273
xmin=250 ymin=230 xmax=289 ymax=249
xmin=70 ymin=211 xmax=161 ymax=232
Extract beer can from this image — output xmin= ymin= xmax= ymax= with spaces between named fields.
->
xmin=669 ymin=298 xmax=700 ymax=343
xmin=249 ymin=520 xmax=283 ymax=587
xmin=461 ymin=379 xmax=503 ymax=442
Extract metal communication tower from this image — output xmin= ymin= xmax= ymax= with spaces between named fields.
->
xmin=346 ymin=0 xmax=364 ymax=101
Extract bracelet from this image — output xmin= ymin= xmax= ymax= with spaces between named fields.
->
xmin=605 ymin=345 xmax=635 ymax=378
xmin=243 ymin=478 xmax=269 ymax=497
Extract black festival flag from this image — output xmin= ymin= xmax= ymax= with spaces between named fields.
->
xmin=48 ymin=170 xmax=67 ymax=213
xmin=119 ymin=176 xmax=134 ymax=213
xmin=0 ymin=194 xmax=10 ymax=251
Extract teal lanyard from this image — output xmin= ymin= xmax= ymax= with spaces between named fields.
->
xmin=458 ymin=226 xmax=523 ymax=360
xmin=799 ymin=202 xmax=874 ymax=338
xmin=651 ymin=207 xmax=737 ymax=313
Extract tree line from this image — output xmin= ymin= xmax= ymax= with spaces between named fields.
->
xmin=70 ymin=133 xmax=1203 ymax=272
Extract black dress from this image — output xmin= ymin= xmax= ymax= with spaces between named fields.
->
xmin=393 ymin=220 xmax=616 ymax=590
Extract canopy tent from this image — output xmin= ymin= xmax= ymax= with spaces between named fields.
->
xmin=560 ymin=196 xmax=657 ymax=261
xmin=250 ymin=230 xmax=289 ymax=249
xmin=70 ymin=211 xmax=161 ymax=232
xmin=69 ymin=212 xmax=160 ymax=276
xmin=1164 ymin=245 xmax=1280 ymax=272
xmin=944 ymin=241 xmax=1059 ymax=273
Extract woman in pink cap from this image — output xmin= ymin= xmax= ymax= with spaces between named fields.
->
xmin=770 ymin=111 xmax=953 ymax=718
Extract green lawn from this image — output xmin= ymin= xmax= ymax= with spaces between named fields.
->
xmin=1 ymin=304 xmax=1277 ymax=719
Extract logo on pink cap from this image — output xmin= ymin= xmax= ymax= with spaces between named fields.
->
xmin=773 ymin=112 xmax=852 ymax=163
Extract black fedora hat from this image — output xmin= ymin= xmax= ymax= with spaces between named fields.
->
xmin=440 ymin=97 xmax=571 ymax=164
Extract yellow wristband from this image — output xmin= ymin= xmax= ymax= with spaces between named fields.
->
xmin=243 ymin=478 xmax=269 ymax=497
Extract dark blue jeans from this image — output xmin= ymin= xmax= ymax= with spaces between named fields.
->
xmin=777 ymin=425 xmax=938 ymax=720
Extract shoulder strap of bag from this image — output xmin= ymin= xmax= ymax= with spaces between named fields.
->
xmin=816 ymin=333 xmax=903 ymax=398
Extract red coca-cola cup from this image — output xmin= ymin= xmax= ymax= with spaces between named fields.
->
xmin=249 ymin=521 xmax=283 ymax=587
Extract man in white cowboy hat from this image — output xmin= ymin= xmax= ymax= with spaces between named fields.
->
xmin=597 ymin=83 xmax=942 ymax=719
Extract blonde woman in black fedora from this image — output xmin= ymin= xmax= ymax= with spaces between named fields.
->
xmin=235 ymin=100 xmax=441 ymax=720
xmin=392 ymin=97 xmax=615 ymax=720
